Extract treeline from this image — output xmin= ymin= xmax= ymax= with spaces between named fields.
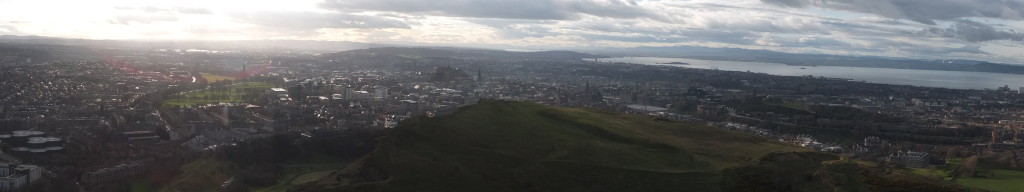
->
xmin=722 ymin=96 xmax=811 ymax=115
xmin=723 ymin=96 xmax=905 ymax=124
xmin=746 ymin=118 xmax=985 ymax=145
xmin=720 ymin=97 xmax=983 ymax=145
xmin=811 ymin=105 xmax=905 ymax=124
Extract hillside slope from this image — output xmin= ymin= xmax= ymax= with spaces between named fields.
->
xmin=294 ymin=100 xmax=972 ymax=192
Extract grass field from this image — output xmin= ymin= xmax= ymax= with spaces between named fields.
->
xmin=779 ymin=101 xmax=810 ymax=111
xmin=164 ymin=82 xmax=273 ymax=107
xmin=251 ymin=163 xmax=349 ymax=192
xmin=201 ymin=73 xmax=236 ymax=82
xmin=159 ymin=158 xmax=235 ymax=192
xmin=292 ymin=171 xmax=334 ymax=184
xmin=910 ymin=167 xmax=1024 ymax=192
xmin=130 ymin=179 xmax=153 ymax=192
xmin=249 ymin=153 xmax=354 ymax=192
xmin=958 ymin=169 xmax=1024 ymax=192
xmin=152 ymin=153 xmax=351 ymax=192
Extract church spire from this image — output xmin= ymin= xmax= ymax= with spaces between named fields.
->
xmin=585 ymin=80 xmax=590 ymax=92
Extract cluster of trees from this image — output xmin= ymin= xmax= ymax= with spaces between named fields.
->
xmin=720 ymin=96 xmax=984 ymax=145
xmin=950 ymin=156 xmax=981 ymax=182
xmin=722 ymin=96 xmax=811 ymax=115
xmin=811 ymin=105 xmax=904 ymax=124
xmin=221 ymin=135 xmax=295 ymax=187
xmin=218 ymin=128 xmax=385 ymax=191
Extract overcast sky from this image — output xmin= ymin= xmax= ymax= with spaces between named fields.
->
xmin=1 ymin=0 xmax=1024 ymax=62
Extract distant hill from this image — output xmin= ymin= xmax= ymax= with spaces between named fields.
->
xmin=333 ymin=47 xmax=608 ymax=60
xmin=293 ymin=100 xmax=972 ymax=192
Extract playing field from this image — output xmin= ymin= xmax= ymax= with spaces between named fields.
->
xmin=164 ymin=82 xmax=273 ymax=107
xmin=201 ymin=73 xmax=236 ymax=82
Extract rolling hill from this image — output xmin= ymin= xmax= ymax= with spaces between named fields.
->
xmin=294 ymin=99 xmax=974 ymax=192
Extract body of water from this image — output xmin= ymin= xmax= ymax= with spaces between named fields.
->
xmin=598 ymin=57 xmax=1024 ymax=90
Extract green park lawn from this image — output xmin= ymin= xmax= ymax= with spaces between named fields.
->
xmin=910 ymin=165 xmax=1024 ymax=192
xmin=164 ymin=82 xmax=273 ymax=107
xmin=159 ymin=158 xmax=235 ymax=192
xmin=250 ymin=155 xmax=353 ymax=192
xmin=201 ymin=73 xmax=237 ymax=82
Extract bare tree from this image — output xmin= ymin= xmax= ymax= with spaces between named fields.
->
xmin=951 ymin=155 xmax=979 ymax=182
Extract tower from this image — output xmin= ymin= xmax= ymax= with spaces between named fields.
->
xmin=1015 ymin=121 xmax=1021 ymax=144
xmin=993 ymin=129 xmax=998 ymax=144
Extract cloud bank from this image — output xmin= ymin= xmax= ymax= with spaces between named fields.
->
xmin=0 ymin=0 xmax=1022 ymax=63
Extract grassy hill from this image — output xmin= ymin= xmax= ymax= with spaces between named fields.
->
xmin=159 ymin=158 xmax=234 ymax=192
xmin=295 ymin=99 xmax=974 ymax=192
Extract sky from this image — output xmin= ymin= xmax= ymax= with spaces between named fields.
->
xmin=1 ymin=0 xmax=1024 ymax=63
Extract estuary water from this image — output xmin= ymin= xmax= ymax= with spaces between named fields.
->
xmin=598 ymin=57 xmax=1024 ymax=90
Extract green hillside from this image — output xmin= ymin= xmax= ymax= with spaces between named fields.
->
xmin=294 ymin=99 xmax=973 ymax=192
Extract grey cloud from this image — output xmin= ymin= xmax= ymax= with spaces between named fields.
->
xmin=108 ymin=15 xmax=179 ymax=25
xmin=762 ymin=0 xmax=1024 ymax=25
xmin=171 ymin=7 xmax=213 ymax=15
xmin=840 ymin=36 xmax=986 ymax=55
xmin=946 ymin=45 xmax=985 ymax=54
xmin=580 ymin=25 xmax=760 ymax=45
xmin=0 ymin=25 xmax=19 ymax=34
xmin=116 ymin=6 xmax=213 ymax=15
xmin=796 ymin=36 xmax=851 ymax=47
xmin=908 ymin=44 xmax=985 ymax=55
xmin=920 ymin=19 xmax=1024 ymax=42
xmin=498 ymin=25 xmax=555 ymax=38
xmin=464 ymin=18 xmax=557 ymax=28
xmin=949 ymin=20 xmax=1024 ymax=42
xmin=374 ymin=13 xmax=426 ymax=20
xmin=677 ymin=30 xmax=758 ymax=44
xmin=820 ymin=20 xmax=924 ymax=38
xmin=233 ymin=11 xmax=410 ymax=29
xmin=320 ymin=0 xmax=659 ymax=21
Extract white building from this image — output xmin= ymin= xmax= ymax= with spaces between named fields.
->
xmin=0 ymin=175 xmax=25 ymax=192
xmin=0 ymin=163 xmax=41 ymax=191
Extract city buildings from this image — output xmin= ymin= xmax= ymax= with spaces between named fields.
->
xmin=0 ymin=163 xmax=41 ymax=192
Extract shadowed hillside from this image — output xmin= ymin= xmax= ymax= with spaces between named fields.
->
xmin=293 ymin=99 xmax=975 ymax=192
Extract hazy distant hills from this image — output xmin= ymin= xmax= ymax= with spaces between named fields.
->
xmin=332 ymin=47 xmax=607 ymax=60
xmin=0 ymin=35 xmax=386 ymax=52
xmin=0 ymin=35 xmax=606 ymax=61
xmin=4 ymin=35 xmax=1022 ymax=75
xmin=593 ymin=46 xmax=1024 ymax=74
xmin=293 ymin=100 xmax=971 ymax=192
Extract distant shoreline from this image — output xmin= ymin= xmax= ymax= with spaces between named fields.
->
xmin=658 ymin=62 xmax=689 ymax=65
